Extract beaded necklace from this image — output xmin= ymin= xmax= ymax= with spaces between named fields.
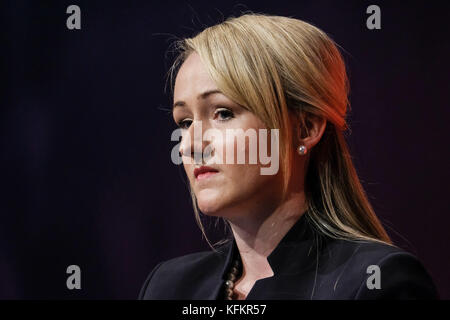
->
xmin=223 ymin=259 xmax=242 ymax=300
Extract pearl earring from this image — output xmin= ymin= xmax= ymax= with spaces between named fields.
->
xmin=297 ymin=145 xmax=307 ymax=155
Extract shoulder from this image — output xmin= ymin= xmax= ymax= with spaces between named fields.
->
xmin=318 ymin=237 xmax=439 ymax=299
xmin=138 ymin=242 xmax=230 ymax=300
xmin=323 ymin=237 xmax=407 ymax=268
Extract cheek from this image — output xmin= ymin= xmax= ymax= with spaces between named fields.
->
xmin=227 ymin=163 xmax=272 ymax=189
xmin=218 ymin=130 xmax=259 ymax=165
xmin=221 ymin=129 xmax=282 ymax=198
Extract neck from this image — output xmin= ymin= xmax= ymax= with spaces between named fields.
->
xmin=227 ymin=190 xmax=308 ymax=282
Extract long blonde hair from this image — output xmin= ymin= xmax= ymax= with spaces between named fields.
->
xmin=167 ymin=12 xmax=392 ymax=248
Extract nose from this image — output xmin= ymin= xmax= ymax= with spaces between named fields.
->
xmin=179 ymin=120 xmax=213 ymax=164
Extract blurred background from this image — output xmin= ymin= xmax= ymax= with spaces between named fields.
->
xmin=1 ymin=0 xmax=449 ymax=299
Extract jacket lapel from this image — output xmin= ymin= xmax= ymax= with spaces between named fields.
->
xmin=197 ymin=238 xmax=238 ymax=299
xmin=213 ymin=214 xmax=322 ymax=300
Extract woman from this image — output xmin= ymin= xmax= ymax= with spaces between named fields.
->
xmin=139 ymin=13 xmax=438 ymax=300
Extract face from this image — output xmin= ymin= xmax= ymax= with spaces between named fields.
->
xmin=172 ymin=52 xmax=284 ymax=220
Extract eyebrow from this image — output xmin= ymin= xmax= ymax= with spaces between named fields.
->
xmin=172 ymin=89 xmax=223 ymax=109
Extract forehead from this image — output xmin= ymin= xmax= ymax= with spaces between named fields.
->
xmin=174 ymin=53 xmax=218 ymax=100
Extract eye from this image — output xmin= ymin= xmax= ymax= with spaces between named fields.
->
xmin=214 ymin=108 xmax=234 ymax=121
xmin=176 ymin=119 xmax=192 ymax=129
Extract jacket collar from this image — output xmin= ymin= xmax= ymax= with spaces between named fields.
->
xmin=202 ymin=212 xmax=321 ymax=299
xmin=216 ymin=211 xmax=319 ymax=282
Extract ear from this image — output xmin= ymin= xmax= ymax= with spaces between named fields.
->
xmin=292 ymin=111 xmax=327 ymax=151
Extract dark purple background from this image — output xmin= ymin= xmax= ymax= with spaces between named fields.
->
xmin=1 ymin=0 xmax=449 ymax=299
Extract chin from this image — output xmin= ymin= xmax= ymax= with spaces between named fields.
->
xmin=197 ymin=199 xmax=223 ymax=216
xmin=196 ymin=190 xmax=226 ymax=216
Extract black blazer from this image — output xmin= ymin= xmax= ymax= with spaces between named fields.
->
xmin=139 ymin=214 xmax=439 ymax=299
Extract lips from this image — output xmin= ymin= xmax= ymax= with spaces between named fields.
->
xmin=194 ymin=166 xmax=219 ymax=180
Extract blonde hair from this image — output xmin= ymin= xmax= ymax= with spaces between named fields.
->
xmin=167 ymin=12 xmax=393 ymax=248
